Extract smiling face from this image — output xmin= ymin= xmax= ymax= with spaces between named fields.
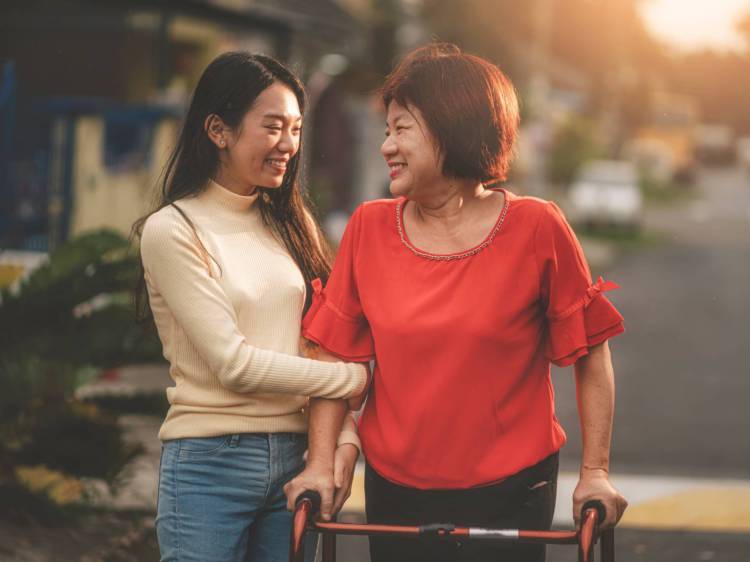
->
xmin=215 ymin=82 xmax=302 ymax=193
xmin=381 ymin=101 xmax=444 ymax=199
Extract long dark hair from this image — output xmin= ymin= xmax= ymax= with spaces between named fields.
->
xmin=132 ymin=52 xmax=332 ymax=321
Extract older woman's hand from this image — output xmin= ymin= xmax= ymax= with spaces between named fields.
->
xmin=572 ymin=468 xmax=628 ymax=529
xmin=284 ymin=461 xmax=335 ymax=521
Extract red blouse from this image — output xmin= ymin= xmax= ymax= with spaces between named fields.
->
xmin=302 ymin=190 xmax=624 ymax=489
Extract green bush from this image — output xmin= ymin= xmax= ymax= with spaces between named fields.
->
xmin=0 ymin=230 xmax=163 ymax=517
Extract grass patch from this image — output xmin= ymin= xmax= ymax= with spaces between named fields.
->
xmin=641 ymin=177 xmax=696 ymax=205
xmin=579 ymin=225 xmax=664 ymax=252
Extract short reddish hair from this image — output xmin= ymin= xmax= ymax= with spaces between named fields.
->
xmin=382 ymin=43 xmax=519 ymax=183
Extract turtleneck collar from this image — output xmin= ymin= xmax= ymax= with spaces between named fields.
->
xmin=203 ymin=179 xmax=259 ymax=212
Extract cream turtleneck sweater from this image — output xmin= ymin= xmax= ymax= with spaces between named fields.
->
xmin=140 ymin=180 xmax=367 ymax=441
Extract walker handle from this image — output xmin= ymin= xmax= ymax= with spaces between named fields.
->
xmin=578 ymin=500 xmax=607 ymax=562
xmin=581 ymin=499 xmax=607 ymax=525
xmin=295 ymin=490 xmax=322 ymax=514
xmin=290 ymin=490 xmax=322 ymax=562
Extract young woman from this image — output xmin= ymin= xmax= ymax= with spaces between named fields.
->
xmin=134 ymin=52 xmax=364 ymax=562
xmin=301 ymin=44 xmax=629 ymax=562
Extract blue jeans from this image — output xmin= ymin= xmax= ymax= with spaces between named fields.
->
xmin=156 ymin=432 xmax=317 ymax=562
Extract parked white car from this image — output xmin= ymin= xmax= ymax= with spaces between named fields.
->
xmin=568 ymin=160 xmax=643 ymax=231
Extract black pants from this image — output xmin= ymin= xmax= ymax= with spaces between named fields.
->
xmin=365 ymin=453 xmax=559 ymax=562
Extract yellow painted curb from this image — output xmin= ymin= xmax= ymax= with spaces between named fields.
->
xmin=341 ymin=470 xmax=366 ymax=514
xmin=620 ymin=487 xmax=750 ymax=533
xmin=342 ymin=470 xmax=750 ymax=534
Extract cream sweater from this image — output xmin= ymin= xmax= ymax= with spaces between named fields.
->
xmin=140 ymin=180 xmax=366 ymax=442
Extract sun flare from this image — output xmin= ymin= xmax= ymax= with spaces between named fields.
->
xmin=642 ymin=0 xmax=748 ymax=51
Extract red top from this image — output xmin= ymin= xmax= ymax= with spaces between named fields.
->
xmin=302 ymin=190 xmax=624 ymax=489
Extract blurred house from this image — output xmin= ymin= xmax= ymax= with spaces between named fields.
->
xmin=515 ymin=54 xmax=590 ymax=195
xmin=0 ymin=0 xmax=367 ymax=263
xmin=630 ymin=91 xmax=699 ymax=184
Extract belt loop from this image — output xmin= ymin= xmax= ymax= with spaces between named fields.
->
xmin=229 ymin=434 xmax=240 ymax=448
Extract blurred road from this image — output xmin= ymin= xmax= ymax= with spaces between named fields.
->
xmin=555 ymin=164 xmax=750 ymax=480
xmin=548 ymin=165 xmax=750 ymax=562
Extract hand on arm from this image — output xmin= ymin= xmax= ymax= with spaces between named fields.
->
xmin=283 ymin=345 xmax=367 ymax=520
xmin=284 ymin=397 xmax=346 ymax=521
xmin=572 ymin=341 xmax=628 ymax=529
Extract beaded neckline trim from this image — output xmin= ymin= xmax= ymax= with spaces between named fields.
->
xmin=395 ymin=190 xmax=510 ymax=261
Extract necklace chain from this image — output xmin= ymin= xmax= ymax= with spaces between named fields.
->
xmin=395 ymin=195 xmax=510 ymax=261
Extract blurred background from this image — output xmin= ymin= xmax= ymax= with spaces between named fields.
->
xmin=1 ymin=1 xmax=749 ymax=560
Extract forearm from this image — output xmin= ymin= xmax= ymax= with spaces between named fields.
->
xmin=307 ymin=398 xmax=348 ymax=470
xmin=574 ymin=341 xmax=615 ymax=473
xmin=571 ymin=341 xmax=628 ymax=527
xmin=306 ymin=346 xmax=356 ymax=467
xmin=215 ymin=344 xmax=367 ymax=398
xmin=288 ymin=344 xmax=362 ymax=520
xmin=285 ymin=382 xmax=348 ymax=521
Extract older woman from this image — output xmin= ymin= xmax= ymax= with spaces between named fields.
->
xmin=301 ymin=44 xmax=628 ymax=562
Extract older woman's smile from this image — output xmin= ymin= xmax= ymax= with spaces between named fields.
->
xmin=388 ymin=161 xmax=407 ymax=179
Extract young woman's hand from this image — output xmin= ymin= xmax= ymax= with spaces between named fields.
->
xmin=331 ymin=443 xmax=359 ymax=515
xmin=284 ymin=461 xmax=335 ymax=521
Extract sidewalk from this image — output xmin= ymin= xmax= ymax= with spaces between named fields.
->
xmin=579 ymin=236 xmax=617 ymax=271
xmin=87 ymin=415 xmax=162 ymax=511
xmin=77 ymin=365 xmax=169 ymax=511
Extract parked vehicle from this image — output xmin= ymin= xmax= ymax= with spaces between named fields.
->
xmin=736 ymin=137 xmax=750 ymax=173
xmin=568 ymin=160 xmax=643 ymax=231
xmin=628 ymin=137 xmax=675 ymax=185
xmin=696 ymin=124 xmax=735 ymax=165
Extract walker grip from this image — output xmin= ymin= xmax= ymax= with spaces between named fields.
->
xmin=581 ymin=499 xmax=607 ymax=525
xmin=295 ymin=490 xmax=322 ymax=515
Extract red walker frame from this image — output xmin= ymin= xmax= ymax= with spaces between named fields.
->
xmin=290 ymin=492 xmax=614 ymax=562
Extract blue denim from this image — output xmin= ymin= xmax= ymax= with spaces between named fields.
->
xmin=156 ymin=432 xmax=317 ymax=562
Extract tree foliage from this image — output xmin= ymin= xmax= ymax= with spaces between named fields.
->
xmin=419 ymin=1 xmax=750 ymax=134
xmin=547 ymin=117 xmax=602 ymax=185
xmin=421 ymin=0 xmax=537 ymax=84
xmin=421 ymin=0 xmax=661 ymax=113
xmin=663 ymin=50 xmax=750 ymax=134
xmin=1 ymin=230 xmax=161 ymax=373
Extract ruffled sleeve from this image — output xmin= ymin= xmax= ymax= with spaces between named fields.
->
xmin=302 ymin=206 xmax=375 ymax=362
xmin=535 ymin=202 xmax=625 ymax=367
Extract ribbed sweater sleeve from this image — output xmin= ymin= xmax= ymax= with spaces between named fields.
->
xmin=140 ymin=211 xmax=367 ymax=399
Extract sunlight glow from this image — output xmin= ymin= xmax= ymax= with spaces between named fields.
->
xmin=642 ymin=0 xmax=749 ymax=52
